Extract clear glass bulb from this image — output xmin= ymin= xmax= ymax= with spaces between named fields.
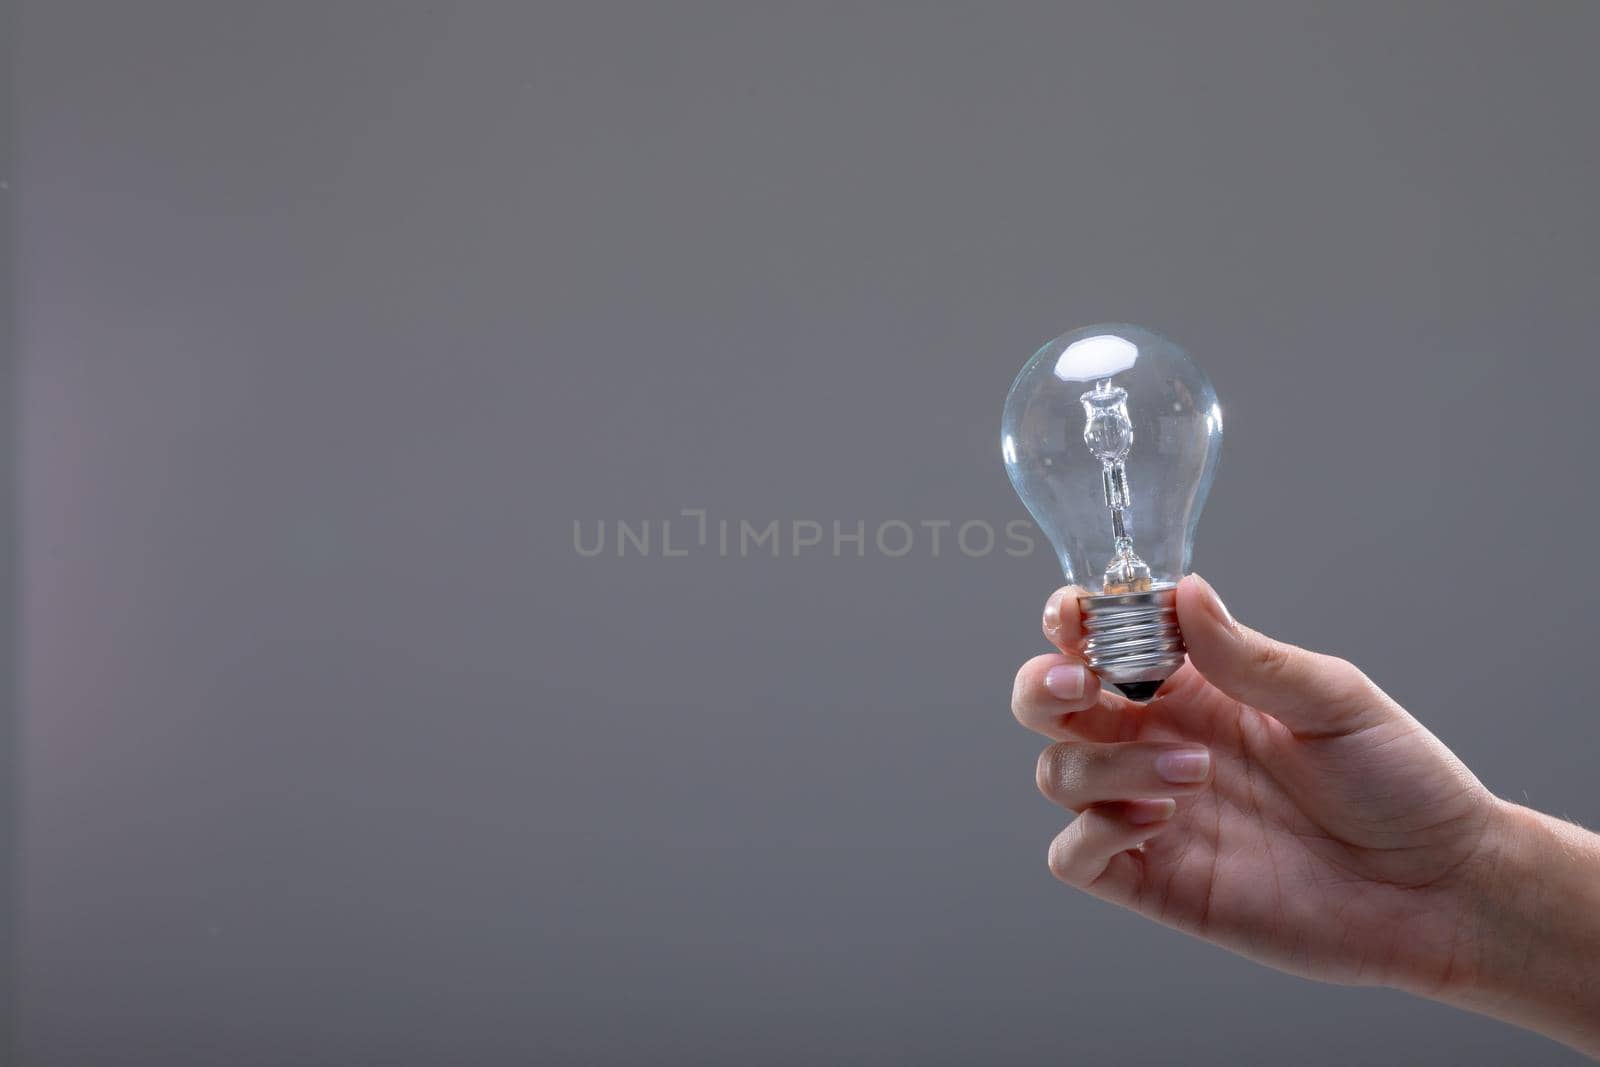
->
xmin=1002 ymin=324 xmax=1223 ymax=699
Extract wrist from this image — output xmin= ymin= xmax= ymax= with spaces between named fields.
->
xmin=1435 ymin=797 xmax=1600 ymax=1056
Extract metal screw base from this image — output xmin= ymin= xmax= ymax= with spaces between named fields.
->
xmin=1078 ymin=583 xmax=1185 ymax=700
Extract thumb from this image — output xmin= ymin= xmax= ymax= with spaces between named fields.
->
xmin=1176 ymin=574 xmax=1390 ymax=736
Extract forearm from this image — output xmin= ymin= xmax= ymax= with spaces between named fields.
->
xmin=1443 ymin=800 xmax=1600 ymax=1057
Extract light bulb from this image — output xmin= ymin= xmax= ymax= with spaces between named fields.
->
xmin=1002 ymin=324 xmax=1223 ymax=701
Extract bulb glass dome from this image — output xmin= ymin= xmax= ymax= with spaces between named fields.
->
xmin=1002 ymin=324 xmax=1222 ymax=595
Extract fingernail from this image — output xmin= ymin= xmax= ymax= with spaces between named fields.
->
xmin=1192 ymin=573 xmax=1233 ymax=627
xmin=1128 ymin=798 xmax=1177 ymax=825
xmin=1155 ymin=749 xmax=1211 ymax=784
xmin=1043 ymin=664 xmax=1085 ymax=701
xmin=1042 ymin=593 xmax=1063 ymax=634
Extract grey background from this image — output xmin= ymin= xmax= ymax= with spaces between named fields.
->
xmin=0 ymin=0 xmax=16 ymax=1061
xmin=12 ymin=1 xmax=1600 ymax=1064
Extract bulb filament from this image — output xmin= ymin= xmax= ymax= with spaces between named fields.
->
xmin=1081 ymin=379 xmax=1152 ymax=594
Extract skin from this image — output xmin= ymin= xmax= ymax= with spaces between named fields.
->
xmin=1013 ymin=574 xmax=1600 ymax=1057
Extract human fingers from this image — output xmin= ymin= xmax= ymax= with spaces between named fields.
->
xmin=1042 ymin=585 xmax=1090 ymax=654
xmin=1012 ymin=653 xmax=1105 ymax=740
xmin=1177 ymin=574 xmax=1393 ymax=737
xmin=1036 ymin=741 xmax=1213 ymax=811
xmin=1047 ymin=800 xmax=1176 ymax=889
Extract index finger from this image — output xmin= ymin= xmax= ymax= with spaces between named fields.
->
xmin=1042 ymin=585 xmax=1090 ymax=654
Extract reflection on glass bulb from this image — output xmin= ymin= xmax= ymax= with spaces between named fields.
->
xmin=1054 ymin=333 xmax=1139 ymax=381
xmin=1002 ymin=324 xmax=1222 ymax=700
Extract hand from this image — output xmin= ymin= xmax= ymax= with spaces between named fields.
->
xmin=1013 ymin=575 xmax=1503 ymax=995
